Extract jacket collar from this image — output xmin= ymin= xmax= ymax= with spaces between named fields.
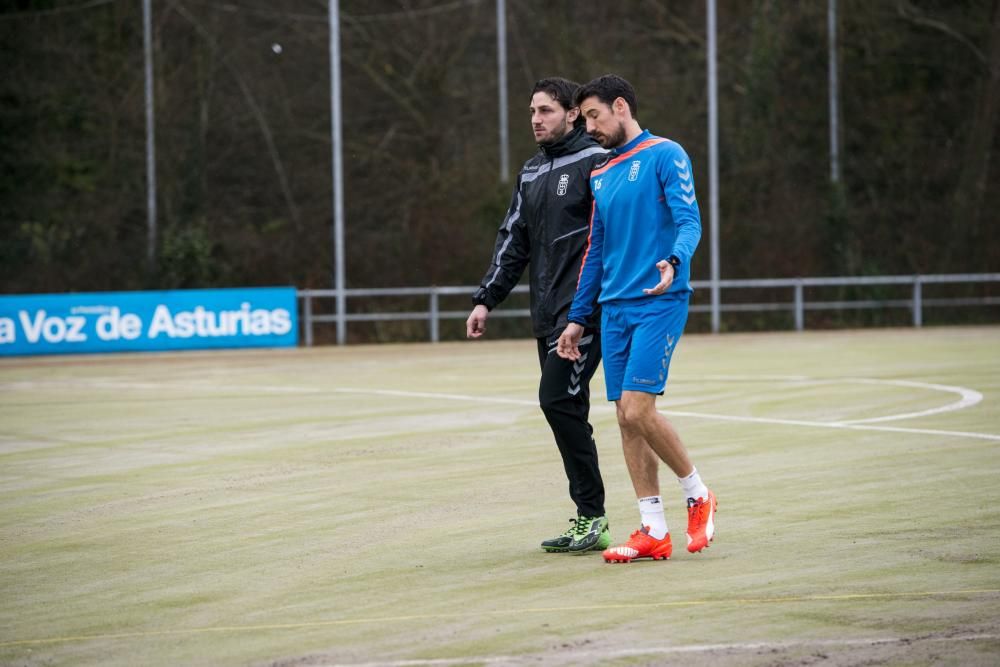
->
xmin=538 ymin=125 xmax=598 ymax=158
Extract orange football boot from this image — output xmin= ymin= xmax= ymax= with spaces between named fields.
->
xmin=686 ymin=489 xmax=718 ymax=553
xmin=602 ymin=526 xmax=672 ymax=563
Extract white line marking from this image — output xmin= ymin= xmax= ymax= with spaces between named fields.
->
xmin=658 ymin=408 xmax=1000 ymax=442
xmin=699 ymin=374 xmax=812 ymax=381
xmin=0 ymin=380 xmax=322 ymax=394
xmin=334 ymin=387 xmax=1000 ymax=442
xmin=693 ymin=375 xmax=983 ymax=425
xmin=332 ymin=387 xmax=535 ymax=406
xmin=833 ymin=378 xmax=982 ymax=424
xmin=226 ymin=376 xmax=984 ymax=427
xmin=317 ymin=633 xmax=1000 ymax=667
xmin=5 ymin=376 xmax=994 ymax=440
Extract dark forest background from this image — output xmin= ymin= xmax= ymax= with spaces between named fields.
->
xmin=2 ymin=0 xmax=997 ymax=339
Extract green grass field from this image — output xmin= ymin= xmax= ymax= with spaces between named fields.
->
xmin=1 ymin=326 xmax=999 ymax=666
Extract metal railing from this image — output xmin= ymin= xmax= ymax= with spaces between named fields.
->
xmin=298 ymin=273 xmax=1000 ymax=345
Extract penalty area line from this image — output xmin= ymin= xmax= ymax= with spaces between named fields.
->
xmin=2 ymin=589 xmax=997 ymax=649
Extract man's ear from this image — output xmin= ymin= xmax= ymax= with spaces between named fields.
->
xmin=613 ymin=97 xmax=629 ymax=118
xmin=566 ymin=106 xmax=580 ymax=123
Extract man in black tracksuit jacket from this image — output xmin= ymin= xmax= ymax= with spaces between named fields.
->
xmin=466 ymin=77 xmax=610 ymax=554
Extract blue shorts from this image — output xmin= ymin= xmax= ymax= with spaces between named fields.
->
xmin=600 ymin=296 xmax=689 ymax=401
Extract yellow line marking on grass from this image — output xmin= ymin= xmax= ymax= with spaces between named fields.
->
xmin=2 ymin=588 xmax=997 ymax=649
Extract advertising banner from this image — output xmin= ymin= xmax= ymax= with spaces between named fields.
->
xmin=0 ymin=287 xmax=298 ymax=356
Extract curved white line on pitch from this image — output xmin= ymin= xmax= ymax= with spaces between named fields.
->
xmin=333 ymin=386 xmax=1000 ymax=442
xmin=290 ymin=381 xmax=996 ymax=442
xmin=16 ymin=376 xmax=985 ymax=436
xmin=13 ymin=375 xmax=980 ymax=426
xmin=832 ymin=378 xmax=983 ymax=425
xmin=692 ymin=375 xmax=983 ymax=426
xmin=658 ymin=409 xmax=1000 ymax=442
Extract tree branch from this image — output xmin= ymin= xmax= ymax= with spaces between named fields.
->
xmin=169 ymin=1 xmax=302 ymax=230
xmin=896 ymin=0 xmax=988 ymax=66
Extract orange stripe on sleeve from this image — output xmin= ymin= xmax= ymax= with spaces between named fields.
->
xmin=589 ymin=137 xmax=668 ymax=177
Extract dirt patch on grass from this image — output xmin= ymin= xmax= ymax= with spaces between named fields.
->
xmin=263 ymin=622 xmax=1000 ymax=667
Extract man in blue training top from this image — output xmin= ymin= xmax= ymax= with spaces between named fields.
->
xmin=557 ymin=74 xmax=717 ymax=564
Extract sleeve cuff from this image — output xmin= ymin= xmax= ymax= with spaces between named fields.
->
xmin=472 ymin=289 xmax=496 ymax=310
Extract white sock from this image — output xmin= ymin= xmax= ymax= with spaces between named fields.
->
xmin=638 ymin=496 xmax=668 ymax=539
xmin=678 ymin=467 xmax=709 ymax=504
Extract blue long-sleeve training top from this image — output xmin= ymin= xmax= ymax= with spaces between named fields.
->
xmin=568 ymin=129 xmax=702 ymax=324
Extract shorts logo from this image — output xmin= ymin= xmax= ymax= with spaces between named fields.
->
xmin=632 ymin=376 xmax=657 ymax=386
xmin=556 ymin=173 xmax=569 ymax=196
xmin=628 ymin=160 xmax=642 ymax=181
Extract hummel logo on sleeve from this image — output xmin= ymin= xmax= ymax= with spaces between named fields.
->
xmin=674 ymin=160 xmax=696 ymax=206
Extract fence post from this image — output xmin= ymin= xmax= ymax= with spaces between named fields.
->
xmin=794 ymin=280 xmax=804 ymax=331
xmin=912 ymin=276 xmax=923 ymax=327
xmin=303 ymin=293 xmax=314 ymax=347
xmin=429 ymin=288 xmax=440 ymax=343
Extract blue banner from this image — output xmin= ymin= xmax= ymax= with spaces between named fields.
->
xmin=0 ymin=287 xmax=298 ymax=356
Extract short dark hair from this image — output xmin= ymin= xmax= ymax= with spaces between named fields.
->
xmin=574 ymin=74 xmax=638 ymax=119
xmin=530 ymin=77 xmax=584 ymax=128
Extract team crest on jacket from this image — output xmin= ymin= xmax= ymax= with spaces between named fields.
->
xmin=628 ymin=160 xmax=642 ymax=181
xmin=556 ymin=173 xmax=569 ymax=196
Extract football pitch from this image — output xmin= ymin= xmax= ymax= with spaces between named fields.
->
xmin=1 ymin=326 xmax=998 ymax=666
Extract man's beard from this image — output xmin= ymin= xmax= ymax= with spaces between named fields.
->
xmin=538 ymin=121 xmax=570 ymax=146
xmin=594 ymin=122 xmax=627 ymax=149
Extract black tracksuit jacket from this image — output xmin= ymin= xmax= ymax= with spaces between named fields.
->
xmin=473 ymin=126 xmax=607 ymax=338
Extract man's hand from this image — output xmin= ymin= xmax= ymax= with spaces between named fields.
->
xmin=642 ymin=259 xmax=675 ymax=295
xmin=466 ymin=304 xmax=489 ymax=338
xmin=556 ymin=322 xmax=585 ymax=360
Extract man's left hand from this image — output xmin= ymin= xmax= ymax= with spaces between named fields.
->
xmin=556 ymin=322 xmax=585 ymax=360
xmin=642 ymin=259 xmax=675 ymax=295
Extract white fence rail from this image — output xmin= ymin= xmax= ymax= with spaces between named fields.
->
xmin=298 ymin=273 xmax=1000 ymax=345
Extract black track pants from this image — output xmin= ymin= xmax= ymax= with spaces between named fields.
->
xmin=536 ymin=328 xmax=605 ymax=518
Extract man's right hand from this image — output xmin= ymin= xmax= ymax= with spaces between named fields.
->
xmin=556 ymin=322 xmax=584 ymax=360
xmin=466 ymin=304 xmax=489 ymax=338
